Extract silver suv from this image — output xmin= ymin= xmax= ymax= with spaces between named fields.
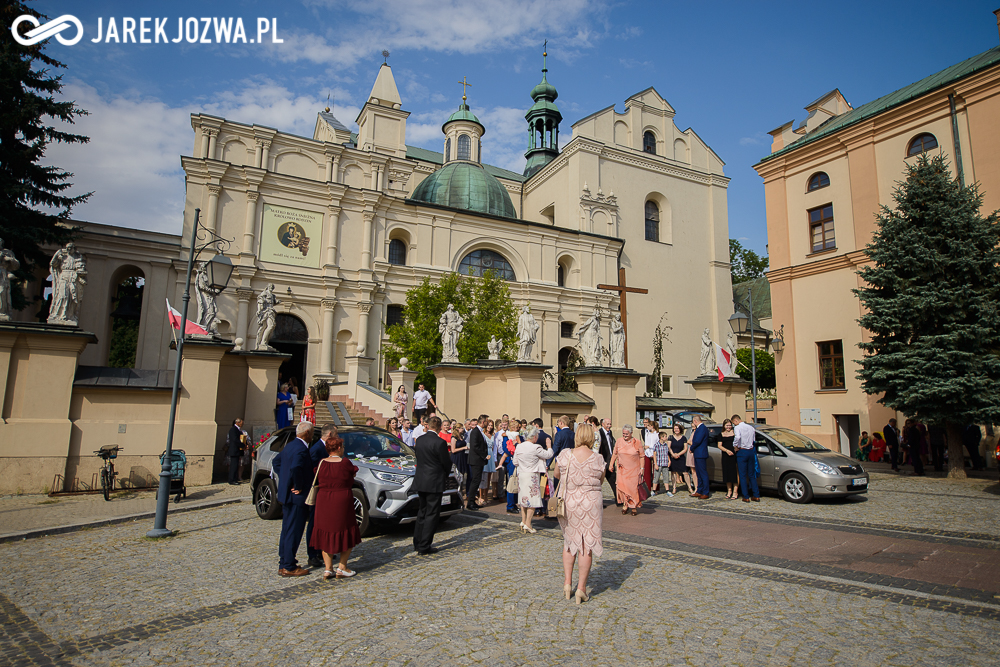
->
xmin=251 ymin=425 xmax=463 ymax=535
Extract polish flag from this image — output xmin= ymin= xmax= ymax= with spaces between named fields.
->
xmin=716 ymin=343 xmax=733 ymax=381
xmin=165 ymin=298 xmax=208 ymax=336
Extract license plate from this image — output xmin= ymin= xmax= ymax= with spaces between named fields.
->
xmin=851 ymin=478 xmax=866 ymax=486
xmin=441 ymin=495 xmax=451 ymax=505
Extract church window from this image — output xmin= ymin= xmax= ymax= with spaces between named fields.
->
xmin=458 ymin=249 xmax=516 ymax=281
xmin=557 ymin=263 xmax=565 ymax=287
xmin=386 ymin=305 xmax=404 ymax=328
xmin=388 ymin=239 xmax=406 ymax=266
xmin=478 ymin=139 xmax=482 ymax=163
xmin=445 ymin=137 xmax=451 ymax=163
xmin=907 ymin=132 xmax=938 ymax=157
xmin=457 ymin=134 xmax=471 ymax=160
xmin=643 ymin=131 xmax=656 ymax=155
xmin=644 ymin=200 xmax=660 ymax=242
xmin=818 ymin=340 xmax=845 ymax=389
xmin=807 ymin=172 xmax=830 ymax=191
xmin=560 ymin=322 xmax=575 ymax=338
xmin=808 ymin=204 xmax=835 ymax=253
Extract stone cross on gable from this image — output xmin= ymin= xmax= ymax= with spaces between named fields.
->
xmin=597 ymin=267 xmax=648 ymax=368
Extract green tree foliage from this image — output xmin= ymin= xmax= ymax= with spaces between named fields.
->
xmin=734 ymin=347 xmax=775 ymax=390
xmin=107 ymin=277 xmax=143 ymax=368
xmin=854 ymin=155 xmax=1000 ymax=477
xmin=730 ymin=239 xmax=769 ymax=285
xmin=384 ymin=271 xmax=517 ymax=392
xmin=1 ymin=2 xmax=91 ymax=310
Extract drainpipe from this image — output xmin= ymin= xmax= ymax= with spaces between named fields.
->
xmin=948 ymin=94 xmax=965 ymax=187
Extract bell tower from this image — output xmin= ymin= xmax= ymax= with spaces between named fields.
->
xmin=523 ymin=43 xmax=562 ymax=178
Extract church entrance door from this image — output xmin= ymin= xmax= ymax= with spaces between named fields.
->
xmin=272 ymin=314 xmax=309 ymax=393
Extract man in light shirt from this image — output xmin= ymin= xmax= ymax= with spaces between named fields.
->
xmin=731 ymin=414 xmax=759 ymax=503
xmin=412 ymin=415 xmax=428 ymax=441
xmin=412 ymin=384 xmax=435 ymax=423
xmin=400 ymin=419 xmax=415 ymax=447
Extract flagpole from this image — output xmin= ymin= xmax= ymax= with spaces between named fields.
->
xmin=147 ymin=209 xmax=201 ymax=538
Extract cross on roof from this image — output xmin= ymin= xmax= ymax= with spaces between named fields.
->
xmin=597 ymin=267 xmax=649 ymax=368
xmin=458 ymin=76 xmax=472 ymax=102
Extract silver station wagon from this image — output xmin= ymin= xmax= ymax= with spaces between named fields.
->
xmin=704 ymin=424 xmax=869 ymax=503
xmin=251 ymin=425 xmax=463 ymax=535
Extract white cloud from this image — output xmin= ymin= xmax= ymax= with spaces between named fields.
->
xmin=739 ymin=132 xmax=768 ymax=147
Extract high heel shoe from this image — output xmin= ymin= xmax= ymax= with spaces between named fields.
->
xmin=574 ymin=588 xmax=589 ymax=604
xmin=525 ymin=526 xmax=537 ymax=534
xmin=564 ymin=584 xmax=573 ymax=600
xmin=518 ymin=522 xmax=526 ymax=533
xmin=621 ymin=508 xmax=628 ymax=515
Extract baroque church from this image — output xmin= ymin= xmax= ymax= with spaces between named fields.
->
xmin=18 ymin=54 xmax=733 ymax=416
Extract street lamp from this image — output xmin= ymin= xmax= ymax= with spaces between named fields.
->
xmin=771 ymin=324 xmax=785 ymax=354
xmin=147 ymin=208 xmax=232 ymax=538
xmin=730 ymin=288 xmax=759 ymax=424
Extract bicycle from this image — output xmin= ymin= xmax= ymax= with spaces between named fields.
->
xmin=95 ymin=445 xmax=122 ymax=501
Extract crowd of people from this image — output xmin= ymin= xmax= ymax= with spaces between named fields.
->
xmin=856 ymin=418 xmax=988 ymax=474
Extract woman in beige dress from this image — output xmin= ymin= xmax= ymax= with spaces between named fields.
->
xmin=513 ymin=426 xmax=554 ymax=533
xmin=554 ymin=424 xmax=606 ymax=604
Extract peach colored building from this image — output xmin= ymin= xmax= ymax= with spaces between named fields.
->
xmin=753 ymin=24 xmax=1000 ymax=454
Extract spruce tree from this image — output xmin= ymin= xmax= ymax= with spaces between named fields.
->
xmin=1 ymin=1 xmax=90 ymax=311
xmin=854 ymin=155 xmax=1000 ymax=477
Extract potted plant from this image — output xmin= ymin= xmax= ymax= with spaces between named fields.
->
xmin=315 ymin=379 xmax=330 ymax=401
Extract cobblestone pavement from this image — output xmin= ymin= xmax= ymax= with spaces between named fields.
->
xmin=2 ymin=493 xmax=999 ymax=666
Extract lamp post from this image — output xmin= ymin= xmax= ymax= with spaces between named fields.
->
xmin=147 ymin=209 xmax=233 ymax=538
xmin=771 ymin=324 xmax=785 ymax=354
xmin=728 ymin=288 xmax=758 ymax=424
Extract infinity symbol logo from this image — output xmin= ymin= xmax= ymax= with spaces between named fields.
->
xmin=11 ymin=14 xmax=84 ymax=46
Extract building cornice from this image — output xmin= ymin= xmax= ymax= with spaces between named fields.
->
xmin=768 ymin=249 xmax=869 ymax=283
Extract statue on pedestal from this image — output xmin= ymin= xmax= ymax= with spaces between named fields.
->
xmin=47 ymin=242 xmax=87 ymax=326
xmin=577 ymin=308 xmax=603 ymax=367
xmin=516 ymin=305 xmax=539 ymax=362
xmin=255 ymin=283 xmax=280 ymax=351
xmin=725 ymin=332 xmax=739 ymax=377
xmin=439 ymin=303 xmax=463 ymax=362
xmin=609 ymin=313 xmax=625 ymax=368
xmin=0 ymin=238 xmax=19 ymax=322
xmin=699 ymin=327 xmax=716 ymax=376
xmin=487 ymin=335 xmax=503 ymax=360
xmin=195 ymin=262 xmax=222 ymax=336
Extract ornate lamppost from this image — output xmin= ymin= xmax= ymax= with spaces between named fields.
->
xmin=729 ymin=290 xmax=759 ymax=423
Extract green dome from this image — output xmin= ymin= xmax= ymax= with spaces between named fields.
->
xmin=530 ymin=72 xmax=558 ymax=102
xmin=443 ymin=102 xmax=485 ymax=133
xmin=411 ymin=162 xmax=516 ymax=219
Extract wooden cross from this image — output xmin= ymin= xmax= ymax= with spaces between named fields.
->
xmin=457 ymin=76 xmax=471 ymax=102
xmin=597 ymin=267 xmax=648 ymax=368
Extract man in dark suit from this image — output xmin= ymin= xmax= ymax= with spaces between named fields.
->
xmin=274 ymin=422 xmax=314 ymax=576
xmin=884 ymin=419 xmax=900 ymax=471
xmin=466 ymin=414 xmax=489 ymax=508
xmin=412 ymin=416 xmax=452 ymax=554
xmin=598 ymin=418 xmax=619 ymax=504
xmin=690 ymin=415 xmax=711 ymax=499
xmin=226 ymin=418 xmax=245 ymax=485
xmin=305 ymin=424 xmax=336 ymax=568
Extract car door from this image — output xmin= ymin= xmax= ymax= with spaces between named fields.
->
xmin=754 ymin=432 xmax=776 ymax=488
xmin=705 ymin=426 xmax=723 ymax=482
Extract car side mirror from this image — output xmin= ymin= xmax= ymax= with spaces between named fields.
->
xmin=756 ymin=445 xmax=770 ymax=455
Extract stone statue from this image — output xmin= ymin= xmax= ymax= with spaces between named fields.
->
xmin=439 ymin=303 xmax=464 ymax=362
xmin=195 ymin=262 xmax=222 ymax=336
xmin=255 ymin=283 xmax=280 ymax=350
xmin=609 ymin=313 xmax=625 ymax=368
xmin=47 ymin=242 xmax=87 ymax=325
xmin=487 ymin=335 xmax=503 ymax=360
xmin=577 ymin=308 xmax=603 ymax=367
xmin=699 ymin=327 xmax=716 ymax=376
xmin=725 ymin=332 xmax=739 ymax=376
xmin=0 ymin=238 xmax=19 ymax=322
xmin=516 ymin=305 xmax=539 ymax=362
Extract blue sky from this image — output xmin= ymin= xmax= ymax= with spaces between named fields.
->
xmin=33 ymin=0 xmax=1000 ymax=256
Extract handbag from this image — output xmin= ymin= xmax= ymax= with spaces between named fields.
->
xmin=506 ymin=468 xmax=519 ymax=493
xmin=637 ymin=481 xmax=650 ymax=502
xmin=547 ymin=454 xmax=571 ymax=518
xmin=304 ymin=460 xmax=324 ymax=506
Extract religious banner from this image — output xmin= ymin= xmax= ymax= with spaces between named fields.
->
xmin=259 ymin=204 xmax=323 ymax=268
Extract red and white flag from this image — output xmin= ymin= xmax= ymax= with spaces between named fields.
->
xmin=165 ymin=298 xmax=208 ymax=336
xmin=715 ymin=343 xmax=733 ymax=381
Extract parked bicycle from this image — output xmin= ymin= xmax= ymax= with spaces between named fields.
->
xmin=95 ymin=445 xmax=122 ymax=501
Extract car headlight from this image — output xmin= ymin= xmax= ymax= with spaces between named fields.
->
xmin=810 ymin=461 xmax=839 ymax=476
xmin=372 ymin=471 xmax=410 ymax=485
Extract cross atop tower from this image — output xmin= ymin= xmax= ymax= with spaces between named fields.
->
xmin=458 ymin=75 xmax=472 ymax=102
xmin=543 ymin=40 xmax=547 ymax=72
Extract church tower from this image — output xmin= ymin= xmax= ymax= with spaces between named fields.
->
xmin=523 ymin=45 xmax=562 ymax=178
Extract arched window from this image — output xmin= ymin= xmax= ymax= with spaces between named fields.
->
xmin=457 ymin=134 xmax=471 ymax=160
xmin=108 ymin=272 xmax=145 ymax=368
xmin=388 ymin=238 xmax=406 ymax=265
xmin=643 ymin=131 xmax=656 ymax=155
xmin=644 ymin=200 xmax=660 ymax=242
xmin=907 ymin=133 xmax=938 ymax=157
xmin=807 ymin=172 xmax=830 ymax=191
xmin=458 ymin=249 xmax=516 ymax=281
xmin=444 ymin=137 xmax=451 ymax=163
xmin=557 ymin=263 xmax=565 ymax=287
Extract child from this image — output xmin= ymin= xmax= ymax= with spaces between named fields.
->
xmin=652 ymin=430 xmax=674 ymax=497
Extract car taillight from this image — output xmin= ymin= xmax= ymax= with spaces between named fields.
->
xmin=252 ymin=449 xmax=257 ymax=460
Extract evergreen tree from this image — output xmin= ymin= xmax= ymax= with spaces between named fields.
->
xmin=1 ymin=1 xmax=90 ymax=310
xmin=854 ymin=155 xmax=1000 ymax=477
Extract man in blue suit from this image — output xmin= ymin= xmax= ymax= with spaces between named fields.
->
xmin=274 ymin=422 xmax=315 ymax=576
xmin=690 ymin=415 xmax=711 ymax=499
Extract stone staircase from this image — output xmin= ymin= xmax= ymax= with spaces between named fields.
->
xmin=329 ymin=394 xmax=391 ymax=425
xmin=292 ymin=398 xmax=377 ymax=426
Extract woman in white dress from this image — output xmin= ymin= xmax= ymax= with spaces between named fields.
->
xmin=513 ymin=426 xmax=554 ymax=534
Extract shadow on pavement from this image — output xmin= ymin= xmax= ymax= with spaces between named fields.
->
xmin=587 ymin=553 xmax=641 ymax=595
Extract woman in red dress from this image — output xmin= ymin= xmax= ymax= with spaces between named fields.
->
xmin=309 ymin=436 xmax=362 ymax=578
xmin=301 ymin=386 xmax=317 ymax=425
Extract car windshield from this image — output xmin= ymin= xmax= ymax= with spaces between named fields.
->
xmin=342 ymin=431 xmax=414 ymax=459
xmin=761 ymin=427 xmax=828 ymax=452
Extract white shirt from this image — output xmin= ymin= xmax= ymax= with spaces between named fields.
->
xmin=733 ymin=421 xmax=756 ymax=450
xmin=644 ymin=429 xmax=659 ymax=457
xmin=414 ymin=390 xmax=432 ymax=409
xmin=412 ymin=424 xmax=426 ymax=440
xmin=401 ymin=428 xmax=415 ymax=447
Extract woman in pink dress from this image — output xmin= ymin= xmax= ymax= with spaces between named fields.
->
xmin=610 ymin=424 xmax=644 ymax=515
xmin=554 ymin=423 xmax=605 ymax=604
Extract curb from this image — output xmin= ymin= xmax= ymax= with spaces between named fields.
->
xmin=0 ymin=496 xmax=248 ymax=544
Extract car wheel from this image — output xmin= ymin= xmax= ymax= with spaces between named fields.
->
xmin=254 ymin=478 xmax=282 ymax=520
xmin=780 ymin=472 xmax=813 ymax=504
xmin=353 ymin=487 xmax=372 ymax=537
